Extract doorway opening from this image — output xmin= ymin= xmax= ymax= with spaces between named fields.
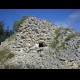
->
xmin=39 ymin=42 xmax=44 ymax=47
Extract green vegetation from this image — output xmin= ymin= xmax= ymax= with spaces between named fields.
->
xmin=58 ymin=42 xmax=67 ymax=50
xmin=65 ymin=33 xmax=80 ymax=42
xmin=50 ymin=27 xmax=73 ymax=53
xmin=0 ymin=20 xmax=14 ymax=44
xmin=0 ymin=15 xmax=29 ymax=43
xmin=54 ymin=27 xmax=63 ymax=39
xmin=20 ymin=16 xmax=29 ymax=21
xmin=65 ymin=33 xmax=76 ymax=41
xmin=13 ymin=20 xmax=23 ymax=32
xmin=50 ymin=39 xmax=59 ymax=48
xmin=51 ymin=41 xmax=67 ymax=54
xmin=65 ymin=28 xmax=72 ymax=32
xmin=4 ymin=64 xmax=37 ymax=69
xmin=13 ymin=15 xmax=29 ymax=32
xmin=50 ymin=27 xmax=75 ymax=48
xmin=50 ymin=27 xmax=65 ymax=48
xmin=26 ymin=64 xmax=33 ymax=69
xmin=7 ymin=35 xmax=16 ymax=41
xmin=0 ymin=48 xmax=14 ymax=63
xmin=50 ymin=26 xmax=80 ymax=54
xmin=0 ymin=20 xmax=4 ymax=36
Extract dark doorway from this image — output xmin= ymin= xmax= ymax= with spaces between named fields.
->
xmin=39 ymin=42 xmax=44 ymax=47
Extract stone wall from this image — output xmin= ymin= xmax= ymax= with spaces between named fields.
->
xmin=11 ymin=17 xmax=58 ymax=53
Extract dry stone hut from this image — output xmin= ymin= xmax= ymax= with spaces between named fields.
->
xmin=13 ymin=17 xmax=58 ymax=53
xmin=1 ymin=16 xmax=80 ymax=69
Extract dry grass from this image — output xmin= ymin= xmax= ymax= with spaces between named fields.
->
xmin=0 ymin=48 xmax=14 ymax=63
xmin=7 ymin=35 xmax=15 ymax=41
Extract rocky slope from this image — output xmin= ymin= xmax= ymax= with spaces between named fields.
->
xmin=0 ymin=16 xmax=80 ymax=69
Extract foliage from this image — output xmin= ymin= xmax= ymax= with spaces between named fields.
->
xmin=21 ymin=16 xmax=29 ymax=21
xmin=50 ymin=39 xmax=59 ymax=48
xmin=65 ymin=34 xmax=76 ymax=41
xmin=0 ymin=48 xmax=14 ymax=63
xmin=50 ymin=27 xmax=71 ymax=53
xmin=0 ymin=20 xmax=14 ymax=44
xmin=58 ymin=42 xmax=67 ymax=50
xmin=9 ymin=30 xmax=14 ymax=36
xmin=54 ymin=27 xmax=63 ymax=39
xmin=7 ymin=35 xmax=16 ymax=41
xmin=50 ymin=27 xmax=64 ymax=48
xmin=0 ymin=20 xmax=5 ymax=36
xmin=13 ymin=15 xmax=29 ymax=32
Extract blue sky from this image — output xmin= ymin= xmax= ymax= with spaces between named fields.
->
xmin=0 ymin=9 xmax=80 ymax=32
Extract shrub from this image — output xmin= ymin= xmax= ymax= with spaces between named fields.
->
xmin=54 ymin=27 xmax=62 ymax=38
xmin=13 ymin=15 xmax=29 ymax=32
xmin=21 ymin=16 xmax=29 ymax=21
xmin=0 ymin=48 xmax=14 ymax=63
xmin=50 ymin=27 xmax=63 ymax=48
xmin=50 ymin=39 xmax=59 ymax=48
xmin=13 ymin=20 xmax=22 ymax=32
xmin=65 ymin=33 xmax=76 ymax=41
xmin=50 ymin=27 xmax=70 ymax=53
xmin=50 ymin=26 xmax=80 ymax=54
xmin=58 ymin=42 xmax=66 ymax=50
xmin=52 ymin=27 xmax=76 ymax=48
xmin=0 ymin=20 xmax=4 ymax=36
xmin=7 ymin=35 xmax=15 ymax=41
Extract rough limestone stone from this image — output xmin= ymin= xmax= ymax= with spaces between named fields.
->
xmin=78 ymin=48 xmax=80 ymax=53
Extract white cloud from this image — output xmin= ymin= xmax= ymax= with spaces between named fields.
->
xmin=69 ymin=11 xmax=80 ymax=20
xmin=56 ymin=22 xmax=69 ymax=28
xmin=55 ymin=11 xmax=80 ymax=32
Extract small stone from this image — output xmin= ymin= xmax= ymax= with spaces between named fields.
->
xmin=53 ymin=54 xmax=56 ymax=57
xmin=78 ymin=48 xmax=80 ymax=52
xmin=40 ymin=54 xmax=43 ymax=57
xmin=65 ymin=60 xmax=68 ymax=64
xmin=72 ymin=62 xmax=78 ymax=69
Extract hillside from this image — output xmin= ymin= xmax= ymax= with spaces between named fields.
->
xmin=0 ymin=16 xmax=80 ymax=69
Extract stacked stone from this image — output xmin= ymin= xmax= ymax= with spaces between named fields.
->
xmin=11 ymin=17 xmax=57 ymax=53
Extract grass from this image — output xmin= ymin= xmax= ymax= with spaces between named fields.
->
xmin=13 ymin=15 xmax=29 ymax=32
xmin=50 ymin=27 xmax=64 ymax=48
xmin=50 ymin=39 xmax=59 ymax=48
xmin=50 ymin=27 xmax=77 ymax=48
xmin=0 ymin=48 xmax=14 ymax=63
xmin=54 ymin=27 xmax=69 ymax=39
xmin=52 ymin=41 xmax=67 ymax=54
xmin=7 ymin=35 xmax=15 ymax=41
xmin=65 ymin=32 xmax=80 ymax=42
xmin=50 ymin=26 xmax=80 ymax=55
xmin=54 ymin=27 xmax=63 ymax=39
xmin=4 ymin=65 xmax=22 ymax=69
xmin=4 ymin=64 xmax=38 ymax=69
xmin=58 ymin=42 xmax=67 ymax=50
xmin=18 ymin=29 xmax=23 ymax=32
xmin=50 ymin=27 xmax=72 ymax=53
xmin=65 ymin=34 xmax=76 ymax=41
